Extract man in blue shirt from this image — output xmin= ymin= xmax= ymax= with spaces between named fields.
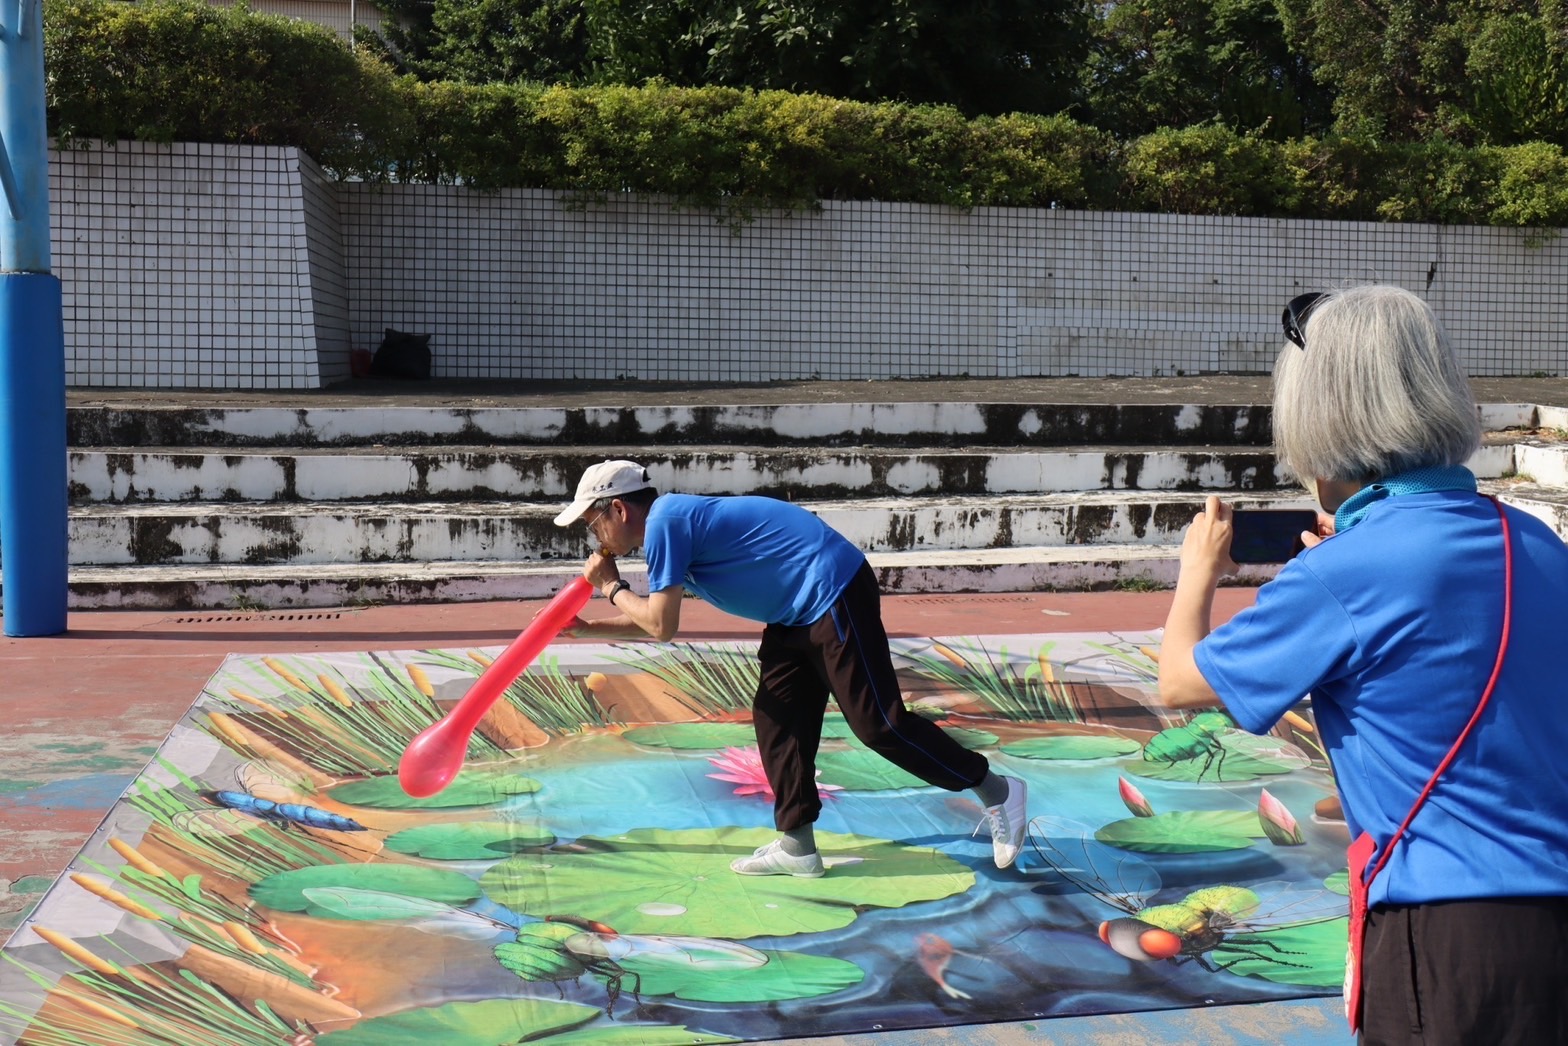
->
xmin=555 ymin=459 xmax=1027 ymax=877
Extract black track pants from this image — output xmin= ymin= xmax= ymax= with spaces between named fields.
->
xmin=750 ymin=563 xmax=990 ymax=831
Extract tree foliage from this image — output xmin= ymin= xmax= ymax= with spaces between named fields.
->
xmin=44 ymin=0 xmax=408 ymax=174
xmin=416 ymin=0 xmax=1093 ymax=117
xmin=1282 ymin=0 xmax=1568 ymax=146
xmin=425 ymin=0 xmax=590 ymax=84
xmin=1464 ymin=11 xmax=1568 ymax=147
xmin=1085 ymin=0 xmax=1333 ymax=140
xmin=37 ymin=0 xmax=1568 ymax=232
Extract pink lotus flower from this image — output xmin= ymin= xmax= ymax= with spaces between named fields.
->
xmin=706 ymin=746 xmax=843 ymax=802
xmin=1258 ymin=788 xmax=1305 ymax=846
xmin=1118 ymin=776 xmax=1156 ymax=818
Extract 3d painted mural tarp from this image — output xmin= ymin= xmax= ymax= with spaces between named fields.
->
xmin=0 ymin=633 xmax=1348 ymax=1046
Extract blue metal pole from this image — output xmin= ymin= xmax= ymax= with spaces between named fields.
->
xmin=0 ymin=0 xmax=68 ymax=636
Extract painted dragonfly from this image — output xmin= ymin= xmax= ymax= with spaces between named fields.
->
xmin=527 ymin=915 xmax=770 ymax=1015
xmin=185 ymin=761 xmax=368 ymax=834
xmin=300 ymin=888 xmax=768 ymax=1017
xmin=1025 ymin=816 xmax=1345 ymax=973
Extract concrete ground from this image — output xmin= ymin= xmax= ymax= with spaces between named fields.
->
xmin=0 ymin=585 xmax=1351 ymax=1045
xmin=66 ymin=373 xmax=1568 ymax=409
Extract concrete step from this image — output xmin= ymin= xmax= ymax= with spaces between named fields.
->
xmin=67 ymin=440 xmax=1522 ymax=504
xmin=66 ymin=490 xmax=1325 ymax=566
xmin=67 ymin=401 xmax=1276 ymax=449
xmin=65 ymin=480 xmax=1563 ymax=568
xmin=52 ymin=544 xmax=1237 ymax=611
xmin=63 ymin=400 xmax=1546 ymax=449
xmin=1499 ymin=482 xmax=1568 ymax=532
xmin=1516 ymin=439 xmax=1568 ymax=486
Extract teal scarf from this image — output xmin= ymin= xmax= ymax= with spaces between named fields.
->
xmin=1333 ymin=465 xmax=1478 ymax=533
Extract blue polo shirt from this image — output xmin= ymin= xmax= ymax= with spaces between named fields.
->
xmin=642 ymin=494 xmax=866 ymax=627
xmin=1195 ymin=491 xmax=1568 ymax=907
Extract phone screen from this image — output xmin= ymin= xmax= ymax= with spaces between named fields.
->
xmin=1229 ymin=509 xmax=1319 ymax=564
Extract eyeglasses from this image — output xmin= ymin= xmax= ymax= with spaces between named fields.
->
xmin=584 ymin=504 xmax=622 ymax=542
xmin=1282 ymin=292 xmax=1328 ymax=350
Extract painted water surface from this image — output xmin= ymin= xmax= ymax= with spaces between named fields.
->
xmin=0 ymin=633 xmax=1346 ymax=1045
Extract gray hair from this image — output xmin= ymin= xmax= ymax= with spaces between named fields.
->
xmin=1271 ymin=284 xmax=1480 ymax=483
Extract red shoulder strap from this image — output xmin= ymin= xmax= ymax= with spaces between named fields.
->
xmin=1363 ymin=495 xmax=1513 ymax=885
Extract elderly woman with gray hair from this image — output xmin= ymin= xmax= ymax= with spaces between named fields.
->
xmin=1158 ymin=284 xmax=1568 ymax=1044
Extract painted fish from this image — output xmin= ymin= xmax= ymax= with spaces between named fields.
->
xmin=915 ymin=932 xmax=972 ymax=1000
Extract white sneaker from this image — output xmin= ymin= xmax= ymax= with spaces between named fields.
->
xmin=976 ymin=777 xmax=1028 ymax=869
xmin=729 ymin=840 xmax=826 ymax=878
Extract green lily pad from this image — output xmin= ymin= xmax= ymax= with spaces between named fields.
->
xmin=1208 ymin=916 xmax=1349 ymax=988
xmin=1126 ymin=748 xmax=1299 ymax=783
xmin=933 ymin=726 xmax=998 ymax=749
xmin=385 ymin=821 xmax=557 ymax=860
xmin=315 ymin=997 xmax=596 ymax=1045
xmin=626 ymin=947 xmax=864 ymax=1002
xmin=301 ymin=887 xmax=493 ymax=927
xmin=621 ymin=723 xmax=757 ymax=750
xmin=821 ymin=713 xmax=856 ymax=739
xmin=328 ymin=771 xmax=541 ymax=809
xmin=1001 ymin=735 xmax=1142 ymax=760
xmin=815 ymin=749 xmax=927 ymax=790
xmin=251 ymin=863 xmax=480 ymax=915
xmin=542 ymin=1028 xmax=736 ymax=1045
xmin=934 ymin=727 xmax=997 ymax=752
xmin=1094 ymin=811 xmax=1265 ymax=853
xmin=480 ymin=826 xmax=972 ymax=939
xmin=1324 ymin=870 xmax=1350 ymax=896
xmin=844 ymin=726 xmax=997 ymax=751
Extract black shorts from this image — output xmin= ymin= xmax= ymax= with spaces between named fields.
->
xmin=1360 ymin=895 xmax=1568 ymax=1045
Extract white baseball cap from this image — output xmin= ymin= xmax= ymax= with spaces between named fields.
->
xmin=553 ymin=460 xmax=655 ymax=526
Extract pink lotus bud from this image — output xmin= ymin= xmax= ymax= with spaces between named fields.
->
xmin=1118 ymin=776 xmax=1155 ymax=818
xmin=1258 ymin=788 xmax=1305 ymax=846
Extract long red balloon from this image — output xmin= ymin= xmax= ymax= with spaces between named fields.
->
xmin=398 ymin=576 xmax=594 ymax=797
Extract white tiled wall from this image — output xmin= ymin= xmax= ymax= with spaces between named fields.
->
xmin=297 ymin=152 xmax=351 ymax=385
xmin=53 ymin=141 xmax=327 ymax=389
xmin=52 ymin=142 xmax=1568 ymax=388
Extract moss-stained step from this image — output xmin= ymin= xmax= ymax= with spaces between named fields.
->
xmin=64 ymin=400 xmax=1545 ymax=450
xmin=39 ymin=545 xmax=1225 ymax=611
xmin=65 ymin=440 xmax=1524 ymax=505
xmin=64 ymin=491 xmax=1323 ymax=567
xmin=66 ymin=401 xmax=1280 ymax=450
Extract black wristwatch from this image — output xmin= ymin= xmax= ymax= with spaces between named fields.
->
xmin=605 ymin=579 xmax=632 ymax=605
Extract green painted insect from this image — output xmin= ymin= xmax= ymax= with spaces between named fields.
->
xmin=299 ymin=889 xmax=769 ymax=1018
xmin=494 ymin=915 xmax=769 ymax=1017
xmin=1143 ymin=711 xmax=1235 ymax=764
xmin=1140 ymin=711 xmax=1309 ymax=782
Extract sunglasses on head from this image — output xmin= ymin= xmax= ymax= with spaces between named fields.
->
xmin=1282 ymin=292 xmax=1328 ymax=350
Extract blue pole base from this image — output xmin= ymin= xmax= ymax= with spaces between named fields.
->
xmin=0 ymin=272 xmax=67 ymax=636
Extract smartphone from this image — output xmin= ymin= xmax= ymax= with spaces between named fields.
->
xmin=1228 ymin=509 xmax=1318 ymax=564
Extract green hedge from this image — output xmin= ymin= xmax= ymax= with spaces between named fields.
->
xmin=44 ymin=0 xmax=409 ymax=175
xmin=388 ymin=81 xmax=1117 ymax=218
xmin=41 ymin=0 xmax=1568 ymax=230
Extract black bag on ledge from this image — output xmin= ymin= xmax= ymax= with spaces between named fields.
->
xmin=369 ymin=328 xmax=433 ymax=380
